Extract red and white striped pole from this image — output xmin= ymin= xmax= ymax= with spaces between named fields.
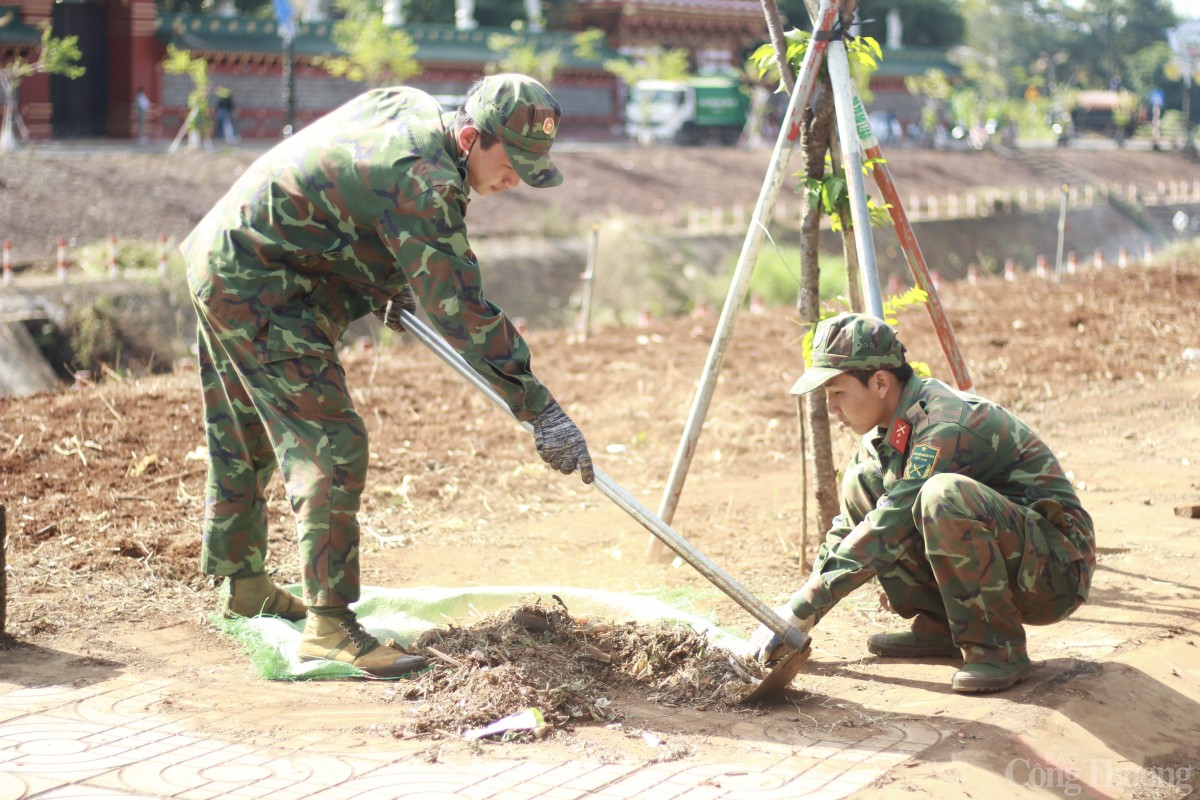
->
xmin=157 ymin=234 xmax=168 ymax=275
xmin=1092 ymin=247 xmax=1104 ymax=270
xmin=108 ymin=234 xmax=119 ymax=278
xmin=1066 ymin=251 xmax=1078 ymax=275
xmin=1118 ymin=246 xmax=1129 ymax=269
xmin=967 ymin=264 xmax=979 ymax=285
xmin=57 ymin=237 xmax=68 ymax=284
xmin=1003 ymin=258 xmax=1017 ymax=282
xmin=2 ymin=239 xmax=11 ymax=286
xmin=1035 ymin=254 xmax=1049 ymax=279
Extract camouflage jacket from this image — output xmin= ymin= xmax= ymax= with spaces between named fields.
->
xmin=793 ymin=375 xmax=1096 ymax=619
xmin=182 ymin=87 xmax=551 ymax=421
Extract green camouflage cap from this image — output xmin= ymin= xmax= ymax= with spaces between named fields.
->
xmin=790 ymin=312 xmax=906 ymax=394
xmin=465 ymin=74 xmax=563 ymax=188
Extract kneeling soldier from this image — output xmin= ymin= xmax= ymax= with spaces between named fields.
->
xmin=752 ymin=313 xmax=1095 ymax=692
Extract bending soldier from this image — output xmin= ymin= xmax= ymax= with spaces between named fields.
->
xmin=182 ymin=75 xmax=592 ymax=678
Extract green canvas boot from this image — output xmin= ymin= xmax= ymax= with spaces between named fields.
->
xmin=867 ymin=614 xmax=961 ymax=658
xmin=298 ymin=609 xmax=427 ymax=678
xmin=952 ymin=655 xmax=1033 ymax=693
xmin=221 ymin=573 xmax=307 ymax=622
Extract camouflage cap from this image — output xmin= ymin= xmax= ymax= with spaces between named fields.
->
xmin=790 ymin=312 xmax=906 ymax=394
xmin=465 ymin=74 xmax=563 ymax=188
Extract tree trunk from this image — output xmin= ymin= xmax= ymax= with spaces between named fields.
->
xmin=759 ymin=0 xmax=796 ymax=93
xmin=799 ymin=82 xmax=840 ymax=540
xmin=759 ymin=0 xmax=844 ymax=548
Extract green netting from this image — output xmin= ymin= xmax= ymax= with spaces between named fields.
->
xmin=214 ymin=585 xmax=751 ymax=681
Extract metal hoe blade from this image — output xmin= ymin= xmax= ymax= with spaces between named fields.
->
xmin=739 ymin=646 xmax=811 ymax=704
xmin=398 ymin=310 xmax=811 ymax=701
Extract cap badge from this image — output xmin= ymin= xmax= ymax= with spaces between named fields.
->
xmin=542 ymin=118 xmax=555 ymax=135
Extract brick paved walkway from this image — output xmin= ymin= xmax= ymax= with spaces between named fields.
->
xmin=0 ymin=662 xmax=956 ymax=800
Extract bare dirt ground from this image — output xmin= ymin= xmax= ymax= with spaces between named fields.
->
xmin=3 ymin=250 xmax=1200 ymax=791
xmin=2 ymin=145 xmax=1200 ymax=794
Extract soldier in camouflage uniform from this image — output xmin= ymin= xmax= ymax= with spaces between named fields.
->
xmin=182 ymin=74 xmax=593 ymax=678
xmin=751 ymin=313 xmax=1095 ymax=692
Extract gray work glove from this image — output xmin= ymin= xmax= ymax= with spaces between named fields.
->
xmin=750 ymin=604 xmax=815 ymax=662
xmin=532 ymin=399 xmax=594 ymax=485
xmin=373 ymin=285 xmax=418 ymax=333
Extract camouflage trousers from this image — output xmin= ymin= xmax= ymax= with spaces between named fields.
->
xmin=193 ymin=297 xmax=367 ymax=607
xmin=845 ymin=465 xmax=1087 ymax=665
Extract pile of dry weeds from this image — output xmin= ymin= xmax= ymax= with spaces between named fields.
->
xmin=385 ymin=598 xmax=768 ymax=739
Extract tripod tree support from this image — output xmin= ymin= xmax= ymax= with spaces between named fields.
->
xmin=648 ymin=0 xmax=975 ymax=560
xmin=646 ymin=0 xmax=846 ymax=561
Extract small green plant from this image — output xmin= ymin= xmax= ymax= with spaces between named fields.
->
xmin=1 ymin=23 xmax=85 ymax=152
xmin=68 ymin=296 xmax=123 ymax=374
xmin=604 ymin=46 xmax=691 ymax=86
xmin=487 ymin=26 xmax=606 ymax=85
xmin=802 ymin=156 xmax=893 ymax=233
xmin=882 ymin=286 xmax=932 ymax=377
xmin=488 ymin=29 xmax=559 ymax=83
xmin=881 ymin=285 xmax=929 ymax=323
xmin=318 ymin=0 xmax=421 ymax=88
xmin=76 ymin=238 xmax=176 ymax=277
xmin=163 ymin=45 xmax=211 ymax=137
xmin=749 ymin=28 xmax=881 ymax=94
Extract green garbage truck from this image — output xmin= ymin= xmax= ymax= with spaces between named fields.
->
xmin=624 ymin=77 xmax=750 ymax=145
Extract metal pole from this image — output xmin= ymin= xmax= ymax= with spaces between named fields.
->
xmin=650 ymin=0 xmax=842 ymax=559
xmin=397 ymin=310 xmax=811 ymax=652
xmin=826 ymin=40 xmax=883 ymax=318
xmin=578 ymin=223 xmax=599 ymax=342
xmin=1055 ymin=183 xmax=1069 ymax=281
xmin=282 ymin=34 xmax=296 ymax=136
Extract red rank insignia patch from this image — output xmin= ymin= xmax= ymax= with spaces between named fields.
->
xmin=889 ymin=419 xmax=910 ymax=452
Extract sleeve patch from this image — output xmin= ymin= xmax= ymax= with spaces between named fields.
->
xmin=904 ymin=443 xmax=941 ymax=479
